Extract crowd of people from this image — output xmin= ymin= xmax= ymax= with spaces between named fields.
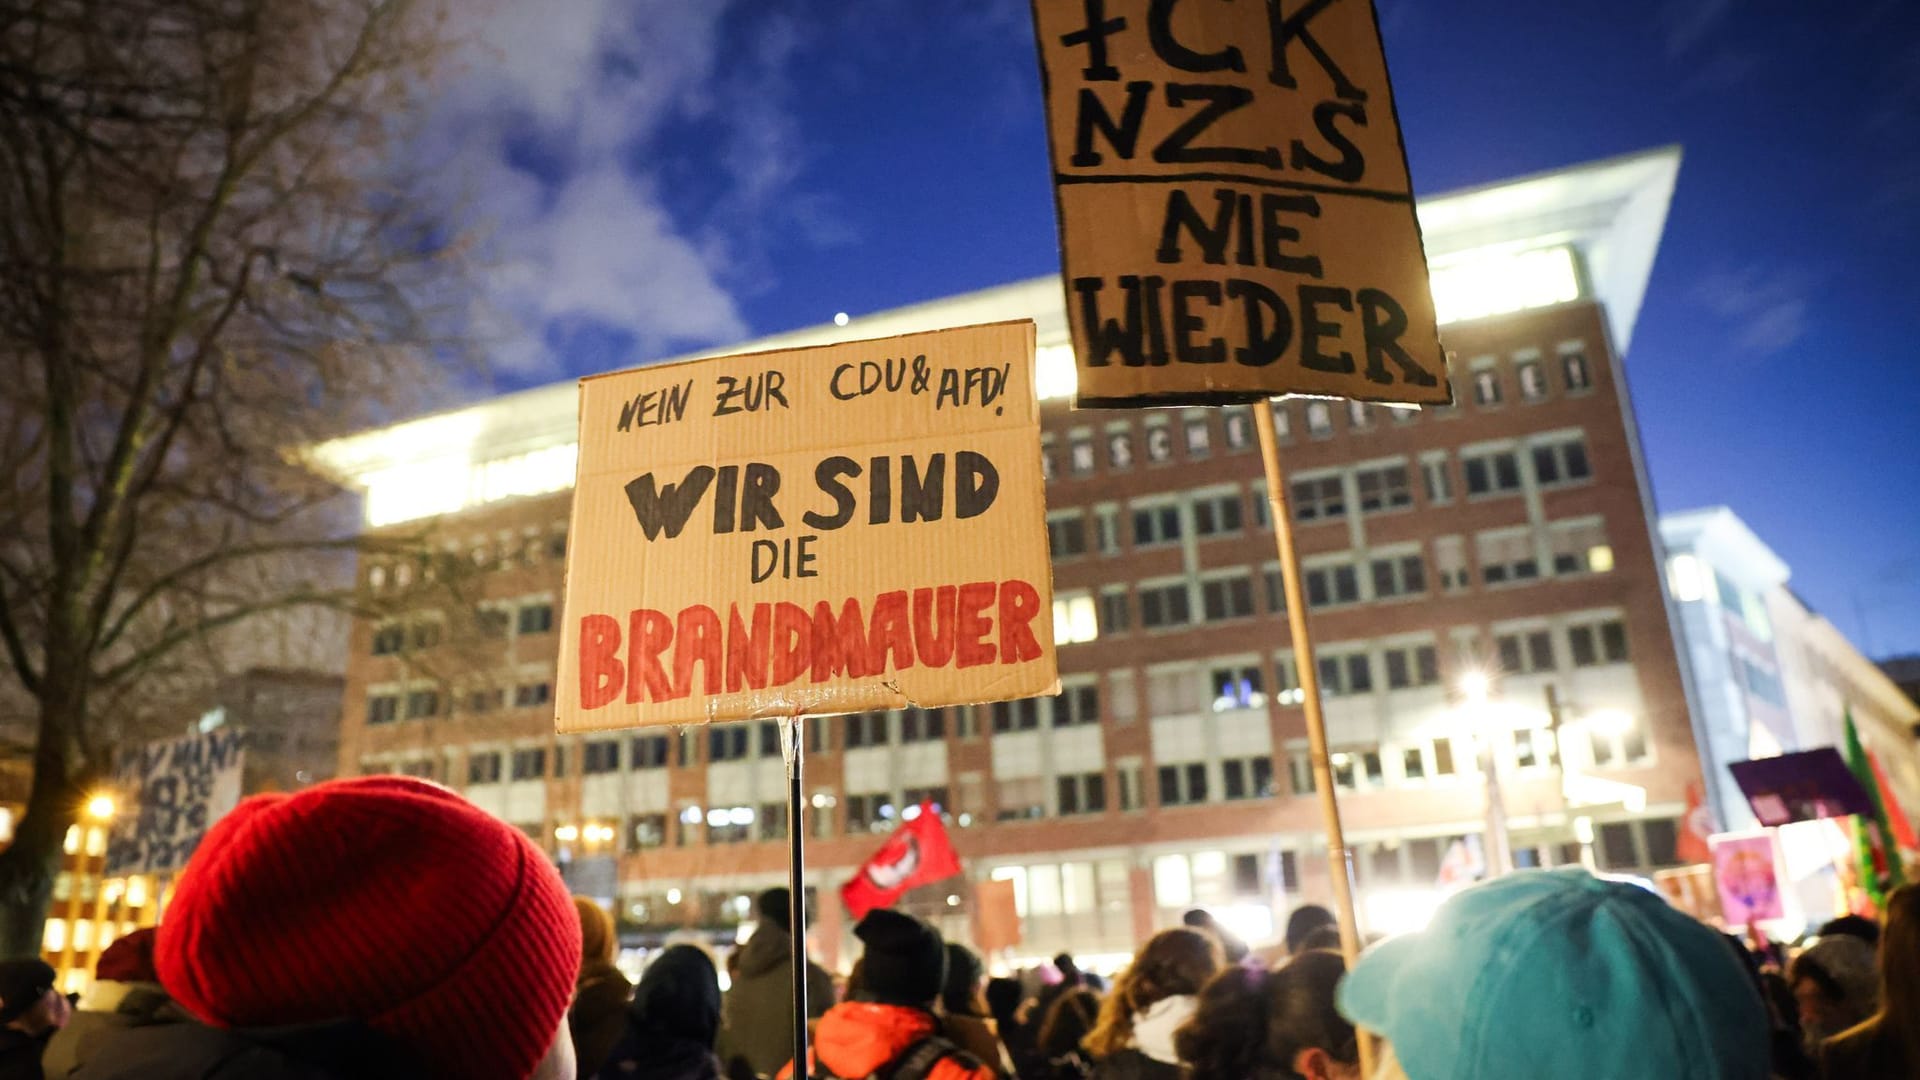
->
xmin=0 ymin=777 xmax=1913 ymax=1079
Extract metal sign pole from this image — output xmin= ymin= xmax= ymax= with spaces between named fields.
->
xmin=1253 ymin=403 xmax=1373 ymax=1077
xmin=782 ymin=714 xmax=811 ymax=1080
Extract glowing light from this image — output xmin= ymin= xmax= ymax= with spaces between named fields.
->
xmin=903 ymin=804 xmax=922 ymax=822
xmin=1666 ymin=553 xmax=1707 ymax=602
xmin=666 ymin=888 xmax=683 ymax=904
xmin=554 ymin=824 xmax=579 ymax=843
xmin=680 ymin=806 xmax=704 ymax=825
xmin=87 ymin=795 xmax=115 ymax=821
xmin=360 ymin=441 xmax=579 ymax=528
xmin=1574 ymin=816 xmax=1596 ymax=845
xmin=1430 ymin=245 xmax=1581 ymax=326
xmin=1582 ymin=709 xmax=1633 ymax=737
xmin=1587 ymin=545 xmax=1615 ymax=574
xmin=1362 ymin=887 xmax=1446 ymax=935
xmin=834 ymin=312 xmax=850 ymax=327
xmin=1458 ymin=670 xmax=1491 ymax=704
xmin=727 ymin=806 xmax=755 ymax=826
xmin=946 ymin=894 xmax=961 ymax=907
xmin=706 ymin=808 xmax=729 ymax=828
xmin=1035 ymin=344 xmax=1078 ymax=402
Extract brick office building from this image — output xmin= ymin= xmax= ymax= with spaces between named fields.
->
xmin=314 ymin=148 xmax=1699 ymax=965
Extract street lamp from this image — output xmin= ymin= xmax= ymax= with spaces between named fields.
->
xmin=1458 ymin=670 xmax=1515 ymax=877
xmin=86 ymin=794 xmax=114 ymax=821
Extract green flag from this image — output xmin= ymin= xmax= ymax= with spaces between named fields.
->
xmin=1844 ymin=706 xmax=1905 ymax=909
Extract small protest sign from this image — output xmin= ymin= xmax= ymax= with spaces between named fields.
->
xmin=1029 ymin=0 xmax=1450 ymax=408
xmin=103 ymin=729 xmax=246 ymax=876
xmin=555 ymin=320 xmax=1059 ymax=732
xmin=1709 ymin=830 xmax=1784 ymax=927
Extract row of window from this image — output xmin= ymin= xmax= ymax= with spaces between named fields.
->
xmin=1045 ymin=435 xmax=1596 ymax=568
xmin=370 ymin=601 xmax=554 ymax=657
xmin=365 ymin=526 xmax=569 ymax=593
xmin=1041 ymin=343 xmax=1597 ymax=483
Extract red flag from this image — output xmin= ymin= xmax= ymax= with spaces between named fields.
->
xmin=841 ymin=802 xmax=962 ymax=919
xmin=1868 ymin=750 xmax=1919 ymax=850
xmin=1678 ymin=781 xmax=1715 ymax=865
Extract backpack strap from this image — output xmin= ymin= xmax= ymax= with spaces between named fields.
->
xmin=878 ymin=1036 xmax=981 ymax=1080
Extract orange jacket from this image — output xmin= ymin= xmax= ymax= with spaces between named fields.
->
xmin=777 ymin=1002 xmax=997 ymax=1080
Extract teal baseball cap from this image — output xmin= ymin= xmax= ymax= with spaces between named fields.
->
xmin=1337 ymin=867 xmax=1769 ymax=1080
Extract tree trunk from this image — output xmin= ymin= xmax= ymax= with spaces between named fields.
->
xmin=0 ymin=681 xmax=89 ymax=958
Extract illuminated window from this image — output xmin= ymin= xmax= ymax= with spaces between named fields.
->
xmin=1069 ymin=434 xmax=1096 ymax=475
xmin=1550 ymin=519 xmax=1611 ymax=575
xmin=1269 ymin=402 xmax=1293 ymax=442
xmin=1209 ymin=664 xmax=1266 ymax=711
xmin=1347 ymin=400 xmax=1372 ymax=431
xmin=1053 ymin=592 xmax=1099 ymax=645
xmin=1145 ymin=422 xmax=1175 ymax=463
xmin=1472 ymin=368 xmax=1502 ymax=407
xmin=1106 ymin=429 xmax=1134 ymax=471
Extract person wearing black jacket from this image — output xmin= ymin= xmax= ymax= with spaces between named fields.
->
xmin=594 ymin=945 xmax=723 ymax=1080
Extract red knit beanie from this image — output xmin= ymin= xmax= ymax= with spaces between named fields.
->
xmin=155 ymin=776 xmax=580 ymax=1079
xmin=95 ymin=927 xmax=158 ymax=983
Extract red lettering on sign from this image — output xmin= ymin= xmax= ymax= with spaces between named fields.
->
xmin=955 ymin=581 xmax=997 ymax=669
xmin=626 ymin=609 xmax=674 ymax=703
xmin=579 ymin=614 xmax=624 ymax=709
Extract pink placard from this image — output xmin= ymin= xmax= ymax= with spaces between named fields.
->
xmin=1710 ymin=830 xmax=1784 ymax=925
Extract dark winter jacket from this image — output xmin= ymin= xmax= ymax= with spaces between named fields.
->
xmin=571 ymin=959 xmax=634 ymax=1079
xmin=62 ymin=1016 xmax=417 ymax=1079
xmin=714 ymin=925 xmax=835 ymax=1078
xmin=1086 ymin=1050 xmax=1179 ymax=1080
xmin=594 ymin=945 xmax=722 ymax=1080
xmin=41 ymin=981 xmax=193 ymax=1080
xmin=0 ymin=1028 xmax=50 ymax=1080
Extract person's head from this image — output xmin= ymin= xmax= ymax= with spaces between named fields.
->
xmin=1817 ymin=913 xmax=1881 ymax=949
xmin=95 ymin=927 xmax=160 ymax=984
xmin=1297 ymin=925 xmax=1344 ymax=955
xmin=1183 ymin=909 xmax=1218 ymax=932
xmin=1085 ymin=927 xmax=1223 ymax=1058
xmin=0 ymin=959 xmax=66 ymax=1035
xmin=757 ymin=887 xmax=798 ymax=935
xmin=1054 ymin=952 xmax=1082 ymax=985
xmin=1177 ymin=951 xmax=1358 ymax=1080
xmin=155 ymin=776 xmax=580 ymax=1080
xmin=576 ymin=896 xmax=616 ymax=970
xmin=1285 ymin=906 xmax=1337 ymax=956
xmin=985 ymin=977 xmax=1025 ymax=1027
xmin=1339 ymin=868 xmax=1768 ymax=1080
xmin=1879 ymin=884 xmax=1920 ymax=1047
xmin=1037 ymin=986 xmax=1103 ymax=1057
xmin=853 ymin=909 xmax=947 ymax=1009
xmin=631 ymin=944 xmax=722 ymax=1050
xmin=1788 ymin=933 xmax=1879 ymax=1045
xmin=942 ymin=942 xmax=987 ymax=1016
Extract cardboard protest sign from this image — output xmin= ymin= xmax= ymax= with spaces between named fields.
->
xmin=103 ymin=729 xmax=246 ymax=876
xmin=556 ymin=320 xmax=1059 ymax=732
xmin=1709 ymin=830 xmax=1785 ymax=927
xmin=1029 ymin=0 xmax=1451 ymax=408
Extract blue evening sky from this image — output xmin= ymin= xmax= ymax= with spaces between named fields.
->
xmin=434 ymin=1 xmax=1920 ymax=656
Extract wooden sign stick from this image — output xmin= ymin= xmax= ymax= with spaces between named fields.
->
xmin=781 ymin=713 xmax=812 ymax=1079
xmin=1253 ymin=403 xmax=1372 ymax=1076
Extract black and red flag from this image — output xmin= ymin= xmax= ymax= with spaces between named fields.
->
xmin=841 ymin=802 xmax=962 ymax=919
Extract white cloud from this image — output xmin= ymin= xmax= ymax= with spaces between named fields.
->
xmin=1691 ymin=264 xmax=1813 ymax=357
xmin=420 ymin=0 xmax=801 ymax=377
